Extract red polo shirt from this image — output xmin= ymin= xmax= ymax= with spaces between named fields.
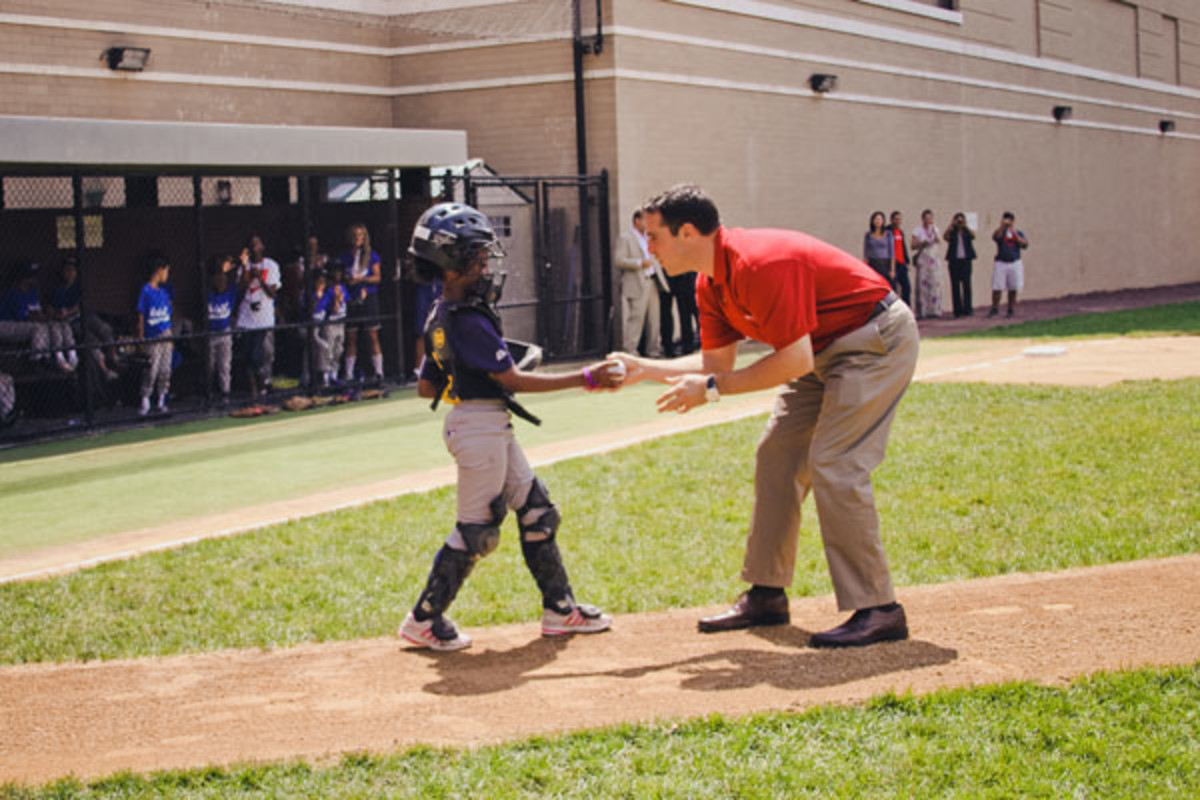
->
xmin=696 ymin=227 xmax=891 ymax=354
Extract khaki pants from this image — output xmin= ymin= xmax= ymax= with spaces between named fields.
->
xmin=444 ymin=400 xmax=536 ymax=526
xmin=141 ymin=338 xmax=173 ymax=399
xmin=742 ymin=300 xmax=919 ymax=611
xmin=314 ymin=322 xmax=345 ymax=376
xmin=208 ymin=334 xmax=232 ymax=395
xmin=621 ymin=272 xmax=662 ymax=357
xmin=0 ymin=371 xmax=13 ymax=416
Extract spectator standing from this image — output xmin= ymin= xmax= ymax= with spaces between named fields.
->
xmin=236 ymin=234 xmax=282 ymax=400
xmin=615 ymin=209 xmax=665 ymax=357
xmin=136 ymin=256 xmax=173 ymax=416
xmin=990 ymin=212 xmax=1029 ymax=318
xmin=862 ymin=211 xmax=893 ymax=286
xmin=888 ymin=211 xmax=912 ymax=308
xmin=943 ymin=212 xmax=977 ymax=317
xmin=0 ymin=262 xmax=77 ymax=373
xmin=51 ymin=256 xmax=119 ymax=380
xmin=206 ymin=256 xmax=237 ymax=405
xmin=310 ymin=268 xmax=346 ymax=387
xmin=910 ymin=209 xmax=944 ymax=319
xmin=340 ymin=222 xmax=384 ymax=382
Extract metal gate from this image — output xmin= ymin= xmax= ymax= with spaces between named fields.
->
xmin=441 ymin=170 xmax=612 ymax=361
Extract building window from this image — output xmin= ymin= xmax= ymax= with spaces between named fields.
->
xmin=855 ymin=0 xmax=962 ymax=23
xmin=490 ymin=215 xmax=513 ymax=238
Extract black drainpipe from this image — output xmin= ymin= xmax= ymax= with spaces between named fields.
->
xmin=573 ymin=0 xmax=603 ymax=349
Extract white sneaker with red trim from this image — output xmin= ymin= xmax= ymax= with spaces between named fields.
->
xmin=541 ymin=603 xmax=613 ymax=637
xmin=399 ymin=612 xmax=472 ymax=652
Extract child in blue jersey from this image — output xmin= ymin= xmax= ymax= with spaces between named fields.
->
xmin=206 ymin=256 xmax=238 ymax=404
xmin=137 ymin=257 xmax=173 ymax=416
xmin=398 ymin=203 xmax=624 ymax=652
xmin=309 ymin=268 xmax=345 ymax=387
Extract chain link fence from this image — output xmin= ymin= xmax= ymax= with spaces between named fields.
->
xmin=0 ymin=168 xmax=611 ymax=445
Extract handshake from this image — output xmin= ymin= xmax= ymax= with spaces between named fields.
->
xmin=581 ymin=358 xmax=628 ymax=391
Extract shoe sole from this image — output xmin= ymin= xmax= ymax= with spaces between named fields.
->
xmin=697 ymin=612 xmax=790 ymax=634
xmin=542 ymin=611 xmax=613 ymax=637
xmin=399 ymin=629 xmax=472 ymax=652
xmin=809 ymin=628 xmax=909 ymax=649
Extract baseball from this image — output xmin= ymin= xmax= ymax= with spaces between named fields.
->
xmin=610 ymin=360 xmax=627 ymax=382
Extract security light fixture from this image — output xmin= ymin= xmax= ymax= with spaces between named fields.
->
xmin=1159 ymin=120 xmax=1176 ymax=134
xmin=808 ymin=73 xmax=838 ymax=94
xmin=104 ymin=46 xmax=151 ymax=72
xmin=1052 ymin=105 xmax=1073 ymax=122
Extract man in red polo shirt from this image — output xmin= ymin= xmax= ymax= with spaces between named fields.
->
xmin=612 ymin=185 xmax=919 ymax=648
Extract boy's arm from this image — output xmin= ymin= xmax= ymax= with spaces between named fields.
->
xmin=491 ymin=361 xmax=623 ymax=394
xmin=137 ymin=313 xmax=145 ymax=341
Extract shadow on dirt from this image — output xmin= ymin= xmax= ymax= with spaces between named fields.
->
xmin=414 ymin=626 xmax=957 ymax=696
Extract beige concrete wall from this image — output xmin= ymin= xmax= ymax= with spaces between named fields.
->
xmin=1 ymin=0 xmax=1197 ymax=304
xmin=604 ymin=0 xmax=1200 ymax=301
xmin=0 ymin=0 xmax=393 ymax=125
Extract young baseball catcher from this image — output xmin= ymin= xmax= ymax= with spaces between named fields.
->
xmin=400 ymin=202 xmax=623 ymax=652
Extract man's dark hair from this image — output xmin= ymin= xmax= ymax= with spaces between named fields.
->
xmin=1002 ymin=211 xmax=1015 ymax=221
xmin=890 ymin=210 xmax=902 ymax=220
xmin=643 ymin=184 xmax=720 ymax=235
xmin=631 ymin=209 xmax=643 ymax=223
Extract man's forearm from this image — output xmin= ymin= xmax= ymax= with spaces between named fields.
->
xmin=637 ymin=352 xmax=707 ymax=382
xmin=715 ymin=337 xmax=813 ymax=396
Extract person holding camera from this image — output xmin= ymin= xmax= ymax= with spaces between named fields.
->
xmin=943 ymin=212 xmax=977 ymax=317
xmin=990 ymin=212 xmax=1029 ymax=318
xmin=236 ymin=233 xmax=281 ymax=400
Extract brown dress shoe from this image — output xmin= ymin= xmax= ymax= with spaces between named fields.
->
xmin=809 ymin=604 xmax=908 ymax=648
xmin=698 ymin=590 xmax=790 ymax=633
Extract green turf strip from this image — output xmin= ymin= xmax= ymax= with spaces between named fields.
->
xmin=952 ymin=300 xmax=1200 ymax=340
xmin=2 ymin=302 xmax=1193 ymax=553
xmin=0 ymin=378 xmax=1196 ymax=666
xmin=4 ymin=663 xmax=1198 ymax=798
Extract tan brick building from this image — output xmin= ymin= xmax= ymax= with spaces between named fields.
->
xmin=2 ymin=0 xmax=1198 ymax=303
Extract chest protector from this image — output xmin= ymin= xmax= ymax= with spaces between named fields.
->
xmin=424 ymin=297 xmax=541 ymax=425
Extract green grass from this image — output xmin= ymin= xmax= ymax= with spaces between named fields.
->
xmin=954 ymin=300 xmax=1200 ymax=340
xmin=5 ymin=663 xmax=1198 ymax=798
xmin=0 ymin=377 xmax=714 ymax=556
xmin=2 ymin=300 xmax=1193 ymax=554
xmin=1 ymin=378 xmax=1196 ymax=665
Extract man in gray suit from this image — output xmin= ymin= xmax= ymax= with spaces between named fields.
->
xmin=615 ymin=210 xmax=668 ymax=357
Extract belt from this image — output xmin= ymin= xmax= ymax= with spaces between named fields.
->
xmin=868 ymin=291 xmax=899 ymax=321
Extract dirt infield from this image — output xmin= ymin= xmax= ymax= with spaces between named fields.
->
xmin=2 ymin=322 xmax=1198 ymax=783
xmin=3 ymin=555 xmax=1198 ymax=783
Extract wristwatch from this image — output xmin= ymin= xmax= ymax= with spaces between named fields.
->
xmin=705 ymin=374 xmax=720 ymax=404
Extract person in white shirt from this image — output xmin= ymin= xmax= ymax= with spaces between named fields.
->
xmin=614 ymin=210 xmax=668 ymax=357
xmin=236 ymin=233 xmax=282 ymax=400
xmin=910 ymin=209 xmax=944 ymax=319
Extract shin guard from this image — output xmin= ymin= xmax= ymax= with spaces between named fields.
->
xmin=413 ymin=545 xmax=474 ymax=621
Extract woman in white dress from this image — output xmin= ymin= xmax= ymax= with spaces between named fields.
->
xmin=910 ymin=209 xmax=944 ymax=319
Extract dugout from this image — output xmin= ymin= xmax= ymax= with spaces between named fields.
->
xmin=0 ymin=116 xmax=613 ymax=445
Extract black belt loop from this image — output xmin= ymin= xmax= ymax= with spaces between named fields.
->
xmin=868 ymin=291 xmax=899 ymax=322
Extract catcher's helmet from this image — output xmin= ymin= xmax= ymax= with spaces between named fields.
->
xmin=408 ymin=202 xmax=503 ymax=275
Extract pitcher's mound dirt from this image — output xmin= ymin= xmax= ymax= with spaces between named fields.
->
xmin=3 ymin=555 xmax=1198 ymax=784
